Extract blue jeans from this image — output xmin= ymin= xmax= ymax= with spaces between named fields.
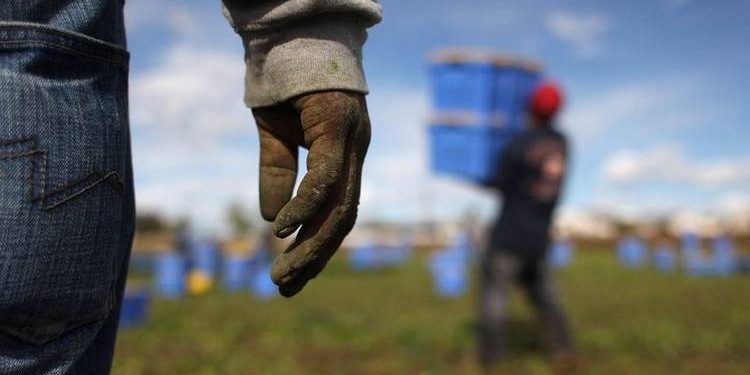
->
xmin=478 ymin=249 xmax=573 ymax=366
xmin=0 ymin=1 xmax=133 ymax=374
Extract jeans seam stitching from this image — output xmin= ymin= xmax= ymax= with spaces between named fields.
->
xmin=0 ymin=21 xmax=128 ymax=53
xmin=0 ymin=40 xmax=125 ymax=66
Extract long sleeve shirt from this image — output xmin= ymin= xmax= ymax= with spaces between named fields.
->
xmin=490 ymin=127 xmax=569 ymax=255
xmin=222 ymin=0 xmax=383 ymax=107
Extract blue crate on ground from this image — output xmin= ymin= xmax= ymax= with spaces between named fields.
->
xmin=712 ymin=236 xmax=737 ymax=276
xmin=155 ymin=252 xmax=186 ymax=298
xmin=682 ymin=245 xmax=712 ymax=276
xmin=244 ymin=244 xmax=277 ymax=299
xmin=349 ymin=241 xmax=414 ymax=270
xmin=348 ymin=244 xmax=380 ymax=270
xmin=428 ymin=235 xmax=474 ymax=298
xmin=190 ymin=240 xmax=219 ymax=278
xmin=681 ymin=233 xmax=701 ymax=252
xmin=120 ymin=287 xmax=150 ymax=329
xmin=380 ymin=243 xmax=413 ymax=267
xmin=429 ymin=251 xmax=469 ymax=298
xmin=653 ymin=246 xmax=677 ymax=273
xmin=550 ymin=241 xmax=574 ymax=268
xmin=428 ymin=125 xmax=516 ymax=184
xmin=222 ymin=255 xmax=250 ymax=291
xmin=682 ymin=236 xmax=738 ymax=276
xmin=617 ymin=236 xmax=647 ymax=268
xmin=433 ymin=266 xmax=468 ymax=297
xmin=249 ymin=263 xmax=277 ymax=299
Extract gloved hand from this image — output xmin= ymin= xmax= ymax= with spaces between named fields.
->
xmin=252 ymin=91 xmax=371 ymax=297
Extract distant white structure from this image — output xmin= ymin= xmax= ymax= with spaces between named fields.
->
xmin=667 ymin=210 xmax=749 ymax=237
xmin=554 ymin=210 xmax=618 ymax=241
xmin=667 ymin=211 xmax=723 ymax=238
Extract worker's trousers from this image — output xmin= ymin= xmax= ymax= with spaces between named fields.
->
xmin=0 ymin=1 xmax=134 ymax=374
xmin=478 ymin=249 xmax=573 ymax=366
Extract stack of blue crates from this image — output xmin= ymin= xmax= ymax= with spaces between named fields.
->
xmin=428 ymin=50 xmax=543 ymax=184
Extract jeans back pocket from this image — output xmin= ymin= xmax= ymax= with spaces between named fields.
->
xmin=0 ymin=23 xmax=134 ymax=346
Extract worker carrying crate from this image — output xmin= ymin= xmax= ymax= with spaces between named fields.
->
xmin=427 ymin=49 xmax=546 ymax=184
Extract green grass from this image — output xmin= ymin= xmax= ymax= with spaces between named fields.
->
xmin=112 ymin=249 xmax=750 ymax=375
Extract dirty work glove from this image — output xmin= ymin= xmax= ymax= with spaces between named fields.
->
xmin=252 ymin=91 xmax=371 ymax=297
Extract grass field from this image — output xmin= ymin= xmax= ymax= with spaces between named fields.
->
xmin=112 ymin=249 xmax=750 ymax=375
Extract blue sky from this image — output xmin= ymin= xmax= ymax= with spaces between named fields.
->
xmin=124 ymin=0 xmax=750 ymax=233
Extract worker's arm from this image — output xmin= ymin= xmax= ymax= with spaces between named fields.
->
xmin=486 ymin=142 xmax=517 ymax=194
xmin=222 ymin=0 xmax=382 ymax=107
xmin=222 ymin=0 xmax=382 ymax=297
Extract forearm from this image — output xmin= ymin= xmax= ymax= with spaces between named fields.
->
xmin=222 ymin=0 xmax=383 ymax=107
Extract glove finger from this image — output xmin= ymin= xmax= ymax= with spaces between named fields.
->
xmin=272 ymin=107 xmax=371 ymax=296
xmin=270 ymin=98 xmax=355 ymax=238
xmin=256 ymin=125 xmax=298 ymax=221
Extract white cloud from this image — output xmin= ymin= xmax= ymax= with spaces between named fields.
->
xmin=130 ymin=44 xmax=257 ymax=232
xmin=715 ymin=192 xmax=750 ymax=215
xmin=562 ymin=77 xmax=706 ymax=139
xmin=125 ymin=0 xmax=201 ymax=35
xmin=545 ymin=11 xmax=613 ymax=58
xmin=166 ymin=8 xmax=201 ymax=36
xmin=564 ymin=83 xmax=658 ymax=135
xmin=130 ymin=46 xmax=246 ymax=139
xmin=603 ymin=143 xmax=750 ymax=188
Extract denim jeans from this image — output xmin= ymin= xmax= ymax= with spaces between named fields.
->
xmin=0 ymin=1 xmax=133 ymax=374
xmin=478 ymin=249 xmax=573 ymax=366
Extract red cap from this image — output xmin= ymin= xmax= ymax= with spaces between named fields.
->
xmin=530 ymin=81 xmax=564 ymax=120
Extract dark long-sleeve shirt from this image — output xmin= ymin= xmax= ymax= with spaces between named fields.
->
xmin=490 ymin=127 xmax=569 ymax=255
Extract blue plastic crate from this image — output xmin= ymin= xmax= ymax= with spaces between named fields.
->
xmin=617 ymin=236 xmax=647 ymax=268
xmin=550 ymin=241 xmax=574 ymax=268
xmin=155 ymin=252 xmax=186 ymax=298
xmin=120 ymin=288 xmax=150 ymax=329
xmin=681 ymin=232 xmax=701 ymax=252
xmin=430 ymin=61 xmax=496 ymax=121
xmin=712 ymin=236 xmax=737 ymax=275
xmin=222 ymin=255 xmax=250 ymax=291
xmin=348 ymin=244 xmax=379 ymax=270
xmin=190 ymin=241 xmax=219 ymax=278
xmin=428 ymin=124 xmax=516 ymax=183
xmin=429 ymin=252 xmax=469 ymax=298
xmin=653 ymin=246 xmax=676 ymax=273
xmin=250 ymin=263 xmax=277 ymax=299
xmin=506 ymin=66 xmax=542 ymax=129
xmin=428 ymin=52 xmax=543 ymax=184
xmin=429 ymin=53 xmax=542 ymax=128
